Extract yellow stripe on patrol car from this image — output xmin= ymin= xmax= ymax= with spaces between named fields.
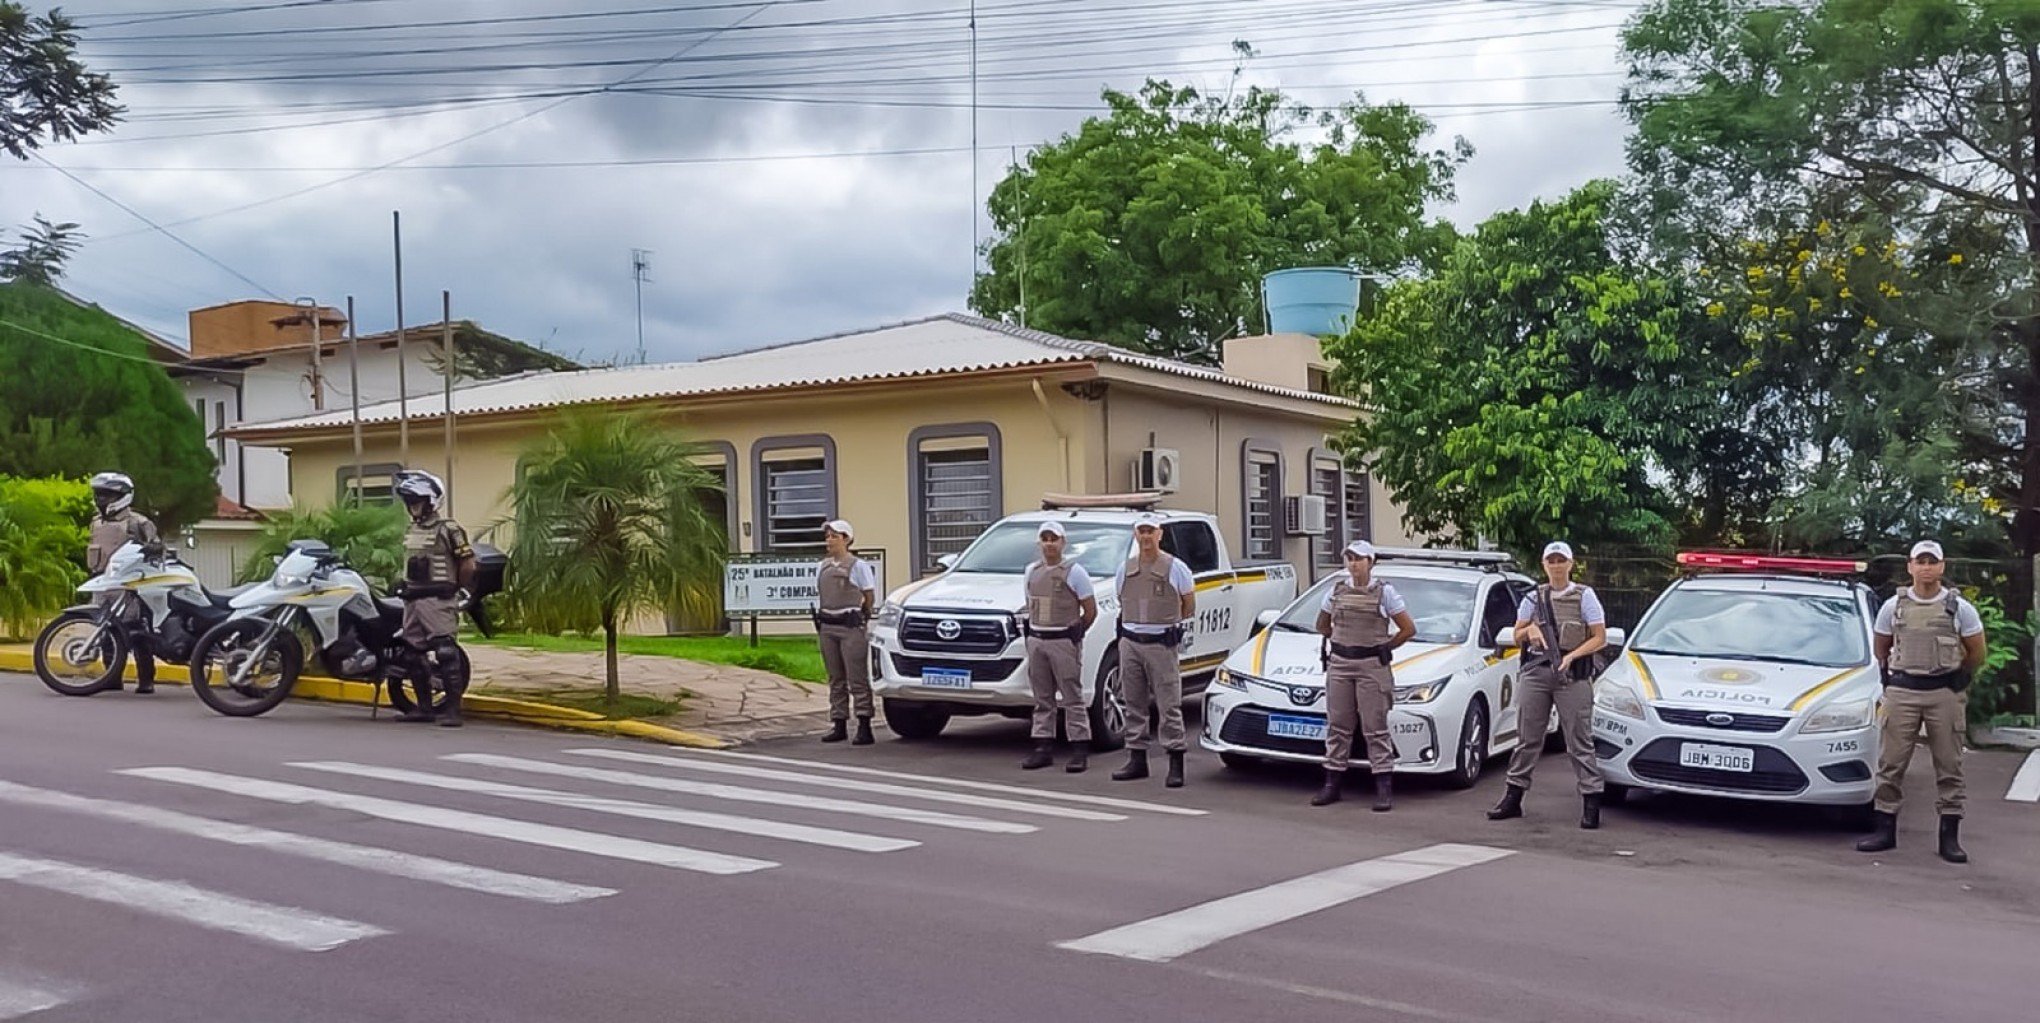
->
xmin=1192 ymin=574 xmax=1235 ymax=593
xmin=1788 ymin=665 xmax=1870 ymax=712
xmin=1393 ymin=646 xmax=1457 ymax=673
xmin=1232 ymin=569 xmax=1269 ymax=584
xmin=1627 ymin=650 xmax=1661 ymax=701
xmin=1250 ymin=627 xmax=1273 ymax=675
xmin=1182 ymin=652 xmax=1228 ymax=671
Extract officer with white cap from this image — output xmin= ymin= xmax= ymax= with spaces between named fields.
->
xmin=1020 ymin=520 xmax=1100 ymax=772
xmin=1109 ymin=512 xmax=1197 ymax=787
xmin=815 ymin=520 xmax=879 ymax=745
xmin=1488 ymin=540 xmax=1609 ymax=827
xmin=1858 ymin=540 xmax=1986 ymax=862
xmin=1313 ymin=540 xmax=1417 ymax=810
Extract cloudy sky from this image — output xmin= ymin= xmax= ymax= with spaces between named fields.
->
xmin=5 ymin=0 xmax=1643 ymax=364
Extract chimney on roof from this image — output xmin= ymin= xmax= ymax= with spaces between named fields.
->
xmin=187 ymin=299 xmax=347 ymax=358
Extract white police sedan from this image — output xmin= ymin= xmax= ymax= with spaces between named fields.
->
xmin=1592 ymin=552 xmax=1881 ymax=808
xmin=1201 ymin=549 xmax=1553 ymax=789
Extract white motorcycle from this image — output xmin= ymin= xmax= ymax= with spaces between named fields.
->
xmin=187 ymin=539 xmax=499 ymax=718
xmin=32 ymin=542 xmax=236 ymax=696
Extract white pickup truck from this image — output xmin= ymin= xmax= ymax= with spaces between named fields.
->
xmin=869 ymin=495 xmax=1299 ymax=749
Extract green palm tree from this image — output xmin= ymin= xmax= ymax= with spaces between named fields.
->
xmin=505 ymin=410 xmax=726 ymax=704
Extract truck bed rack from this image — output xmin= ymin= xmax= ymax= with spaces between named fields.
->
xmin=1040 ymin=492 xmax=1166 ymax=511
xmin=1372 ymin=547 xmax=1515 ymax=572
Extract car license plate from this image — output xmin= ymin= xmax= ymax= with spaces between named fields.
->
xmin=920 ymin=668 xmax=973 ymax=690
xmin=1266 ymin=713 xmax=1328 ymax=741
xmin=1678 ymin=742 xmax=1754 ymax=773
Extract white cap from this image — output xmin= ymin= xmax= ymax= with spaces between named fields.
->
xmin=1133 ymin=513 xmax=1164 ymax=530
xmin=1542 ymin=541 xmax=1574 ymax=560
xmin=1037 ymin=521 xmax=1066 ymax=538
xmin=824 ymin=519 xmax=854 ymax=540
xmin=1910 ymin=540 xmax=1944 ymax=560
xmin=1343 ymin=540 xmax=1375 ymax=559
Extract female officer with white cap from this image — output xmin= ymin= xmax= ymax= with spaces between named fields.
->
xmin=1488 ymin=540 xmax=1609 ymax=828
xmin=814 ymin=520 xmax=878 ymax=745
xmin=1313 ymin=540 xmax=1417 ymax=810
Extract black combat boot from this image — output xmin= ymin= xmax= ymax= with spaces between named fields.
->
xmin=821 ymin=719 xmax=848 ymax=743
xmin=1165 ymin=750 xmax=1185 ymax=789
xmin=398 ymin=676 xmax=436 ymax=723
xmin=1580 ymin=792 xmax=1602 ymax=830
xmin=1111 ymin=749 xmax=1149 ymax=781
xmin=1310 ymin=769 xmax=1344 ymax=807
xmin=1064 ymin=741 xmax=1090 ymax=774
xmin=1487 ymin=784 xmax=1526 ymax=821
xmin=1856 ymin=811 xmax=1898 ymax=853
xmin=851 ymin=715 xmax=875 ymax=746
xmin=1021 ymin=742 xmax=1054 ymax=770
xmin=1371 ymin=774 xmax=1394 ymax=812
xmin=132 ymin=650 xmax=156 ymax=695
xmin=1938 ymin=815 xmax=1968 ymax=864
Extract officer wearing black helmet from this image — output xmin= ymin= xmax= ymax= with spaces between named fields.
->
xmin=85 ymin=472 xmax=162 ymax=694
xmin=393 ymin=469 xmax=475 ymax=727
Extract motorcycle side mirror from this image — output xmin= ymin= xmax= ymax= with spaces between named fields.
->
xmin=271 ymin=554 xmax=284 ymax=566
xmin=183 ymin=532 xmax=197 ymax=550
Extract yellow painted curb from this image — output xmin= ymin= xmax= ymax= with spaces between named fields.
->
xmin=0 ymin=647 xmax=731 ymax=749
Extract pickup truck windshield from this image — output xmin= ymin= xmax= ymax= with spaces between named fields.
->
xmin=1273 ymin=571 xmax=1478 ymax=645
xmin=947 ymin=521 xmax=1132 ymax=578
xmin=1628 ymin=590 xmax=1868 ymax=667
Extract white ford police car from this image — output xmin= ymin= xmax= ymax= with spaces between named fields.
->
xmin=1591 ymin=552 xmax=1881 ymax=809
xmin=1202 ymin=549 xmax=1565 ymax=789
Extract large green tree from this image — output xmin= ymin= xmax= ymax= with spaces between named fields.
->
xmin=0 ymin=214 xmax=82 ymax=286
xmin=0 ymin=282 xmax=218 ymax=528
xmin=2 ymin=1 xmax=119 ymax=158
xmin=971 ymin=77 xmax=1467 ymax=363
xmin=1327 ymin=181 xmax=1765 ymax=555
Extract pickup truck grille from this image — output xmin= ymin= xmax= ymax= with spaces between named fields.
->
xmin=890 ymin=654 xmax=1023 ymax=682
xmin=899 ymin=613 xmax=1013 ymax=655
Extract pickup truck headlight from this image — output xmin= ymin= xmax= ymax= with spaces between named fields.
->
xmin=1594 ymin=678 xmax=1645 ymax=720
xmin=1801 ymin=696 xmax=1874 ymax=734
xmin=1213 ymin=667 xmax=1249 ymax=692
xmin=874 ymin=602 xmax=904 ymax=630
xmin=1394 ymin=677 xmax=1448 ymax=704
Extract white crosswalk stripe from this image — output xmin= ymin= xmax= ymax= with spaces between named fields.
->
xmin=0 ymin=780 xmax=614 ymax=904
xmin=289 ymin=761 xmax=919 ymax=854
xmin=0 ymin=851 xmax=388 ymax=952
xmin=120 ymin=766 xmax=777 ymax=875
xmin=0 ymin=970 xmax=75 ymax=1020
xmin=564 ymin=748 xmax=1130 ymax=821
xmin=678 ymin=747 xmax=1210 ymax=816
xmin=443 ymin=754 xmax=1037 ymax=835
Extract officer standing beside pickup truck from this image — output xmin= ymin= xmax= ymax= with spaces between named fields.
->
xmin=815 ymin=520 xmax=879 ymax=746
xmin=1020 ymin=521 xmax=1100 ymax=773
xmin=1488 ymin=541 xmax=1608 ymax=828
xmin=1313 ymin=541 xmax=1417 ymax=811
xmin=1858 ymin=540 xmax=1987 ymax=863
xmin=1111 ymin=513 xmax=1197 ymax=787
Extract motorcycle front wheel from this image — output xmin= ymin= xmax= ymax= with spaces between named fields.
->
xmin=32 ymin=611 xmax=128 ymax=697
xmin=190 ymin=619 xmax=303 ymax=718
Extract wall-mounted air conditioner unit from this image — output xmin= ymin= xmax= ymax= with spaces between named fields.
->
xmin=1134 ymin=448 xmax=1181 ymax=493
xmin=1285 ymin=494 xmax=1329 ymax=536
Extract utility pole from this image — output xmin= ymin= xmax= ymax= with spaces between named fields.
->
xmin=297 ymin=296 xmax=325 ymax=410
xmin=442 ymin=291 xmax=456 ymax=510
xmin=631 ymin=248 xmax=652 ymax=364
xmin=393 ymin=210 xmax=410 ymax=464
xmin=969 ymin=0 xmax=978 ymax=278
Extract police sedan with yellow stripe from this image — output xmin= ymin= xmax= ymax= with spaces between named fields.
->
xmin=1202 ymin=549 xmax=1553 ymax=789
xmin=1591 ymin=552 xmax=1882 ymax=809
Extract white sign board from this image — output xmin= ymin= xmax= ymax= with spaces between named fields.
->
xmin=724 ymin=550 xmax=887 ymax=617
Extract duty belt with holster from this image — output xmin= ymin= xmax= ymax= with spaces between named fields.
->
xmin=812 ymin=606 xmax=865 ymax=629
xmin=1117 ymin=624 xmax=1182 ymax=647
xmin=1322 ymin=639 xmax=1392 ymax=666
xmin=399 ymin=581 xmax=458 ymax=602
xmin=1025 ymin=623 xmax=1085 ymax=643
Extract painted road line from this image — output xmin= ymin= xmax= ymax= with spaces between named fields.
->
xmin=290 ymin=761 xmax=917 ymax=854
xmin=0 ymin=971 xmax=75 ymax=1021
xmin=692 ymin=748 xmax=1208 ymax=816
xmin=567 ymin=748 xmax=1137 ymax=821
xmin=0 ymin=851 xmax=388 ymax=953
xmin=0 ymin=780 xmax=613 ymax=904
xmin=2008 ymin=750 xmax=2040 ymax=802
xmin=120 ymin=767 xmax=774 ymax=875
xmin=444 ymin=754 xmax=1036 ymax=835
xmin=1056 ymin=843 xmax=1515 ymax=963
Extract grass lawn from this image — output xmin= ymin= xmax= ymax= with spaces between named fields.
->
xmin=474 ymin=632 xmax=828 ymax=684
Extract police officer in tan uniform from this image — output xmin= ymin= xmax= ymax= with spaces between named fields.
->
xmin=393 ymin=470 xmax=475 ymax=728
xmin=1020 ymin=521 xmax=1100 ymax=773
xmin=815 ymin=520 xmax=878 ymax=746
xmin=1488 ymin=541 xmax=1609 ymax=828
xmin=1858 ymin=540 xmax=1986 ymax=863
xmin=1110 ymin=513 xmax=1197 ymax=788
xmin=85 ymin=472 xmax=162 ymax=694
xmin=1313 ymin=541 xmax=1416 ymax=810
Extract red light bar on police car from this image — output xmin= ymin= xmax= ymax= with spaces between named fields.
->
xmin=1676 ymin=551 xmax=1867 ymax=574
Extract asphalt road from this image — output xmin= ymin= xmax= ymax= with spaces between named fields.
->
xmin=1 ymin=674 xmax=2033 ymax=1023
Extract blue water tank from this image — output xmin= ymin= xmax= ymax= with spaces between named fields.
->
xmin=1261 ymin=267 xmax=1363 ymax=336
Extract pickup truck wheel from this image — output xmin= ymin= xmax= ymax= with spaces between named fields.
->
xmin=1446 ymin=699 xmax=1489 ymax=790
xmin=881 ymin=698 xmax=949 ymax=740
xmin=1085 ymin=648 xmax=1126 ymax=753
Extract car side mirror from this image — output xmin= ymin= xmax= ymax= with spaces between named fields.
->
xmin=935 ymin=553 xmax=959 ymax=572
xmin=1493 ymin=626 xmax=1517 ymax=649
xmin=1604 ymin=627 xmax=1625 ymax=650
xmin=1249 ymin=608 xmax=1279 ymax=638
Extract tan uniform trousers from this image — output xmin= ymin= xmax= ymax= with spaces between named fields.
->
xmin=1505 ymin=658 xmax=1603 ymax=794
xmin=1026 ymin=635 xmax=1089 ymax=742
xmin=1325 ymin=655 xmax=1396 ymax=773
xmin=1119 ymin=636 xmax=1185 ymax=752
xmin=400 ymin=595 xmax=460 ymax=647
xmin=1874 ymin=684 xmax=1966 ymax=816
xmin=818 ymin=623 xmax=874 ymax=721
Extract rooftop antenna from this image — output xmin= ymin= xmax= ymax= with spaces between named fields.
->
xmin=631 ymin=248 xmax=653 ymax=364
